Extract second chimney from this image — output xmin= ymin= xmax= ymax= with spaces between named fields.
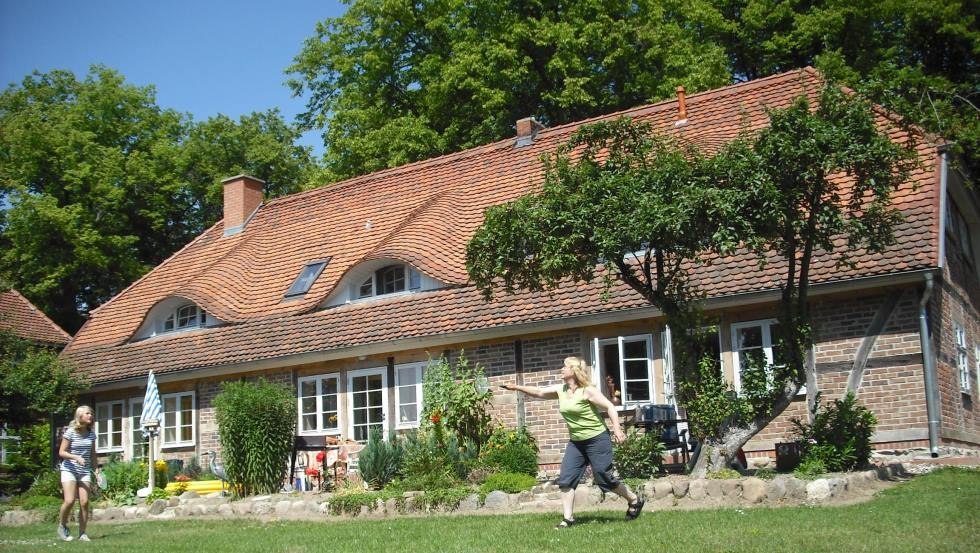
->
xmin=675 ymin=85 xmax=688 ymax=127
xmin=515 ymin=117 xmax=545 ymax=147
xmin=222 ymin=174 xmax=265 ymax=236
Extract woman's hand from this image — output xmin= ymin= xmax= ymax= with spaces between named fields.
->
xmin=499 ymin=383 xmax=513 ymax=391
xmin=612 ymin=428 xmax=626 ymax=444
xmin=75 ymin=455 xmax=86 ymax=467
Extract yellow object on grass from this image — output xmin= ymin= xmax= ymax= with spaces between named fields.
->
xmin=164 ymin=480 xmax=226 ymax=494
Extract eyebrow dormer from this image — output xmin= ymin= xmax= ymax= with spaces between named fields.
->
xmin=321 ymin=259 xmax=446 ymax=308
xmin=132 ymin=296 xmax=224 ymax=341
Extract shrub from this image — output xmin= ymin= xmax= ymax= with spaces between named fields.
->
xmin=144 ymin=487 xmax=169 ymax=505
xmin=213 ymin=378 xmax=296 ymax=496
xmin=358 ymin=427 xmax=404 ymax=490
xmin=399 ymin=425 xmax=475 ymax=490
xmin=421 ymin=352 xmax=494 ymax=449
xmin=24 ymin=469 xmax=62 ymax=499
xmin=13 ymin=494 xmax=61 ymax=522
xmin=792 ymin=392 xmax=877 ymax=472
xmin=415 ymin=485 xmax=472 ymax=511
xmin=705 ymin=468 xmax=741 ymax=480
xmin=102 ymin=460 xmax=147 ymax=499
xmin=0 ymin=422 xmax=51 ymax=495
xmin=478 ymin=427 xmax=539 ymax=476
xmin=793 ymin=457 xmax=827 ymax=479
xmin=754 ymin=467 xmax=777 ymax=480
xmin=479 ymin=472 xmax=536 ymax=495
xmin=613 ymin=427 xmax=665 ymax=479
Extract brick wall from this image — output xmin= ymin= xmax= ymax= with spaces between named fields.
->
xmin=519 ymin=333 xmax=582 ymax=464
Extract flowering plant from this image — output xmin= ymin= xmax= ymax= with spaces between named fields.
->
xmin=430 ymin=411 xmax=442 ymax=424
xmin=171 ymin=474 xmax=191 ymax=495
xmin=305 ymin=467 xmax=320 ymax=476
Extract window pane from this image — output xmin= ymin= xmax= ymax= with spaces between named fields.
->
xmin=165 ymin=411 xmax=176 ymax=428
xmin=623 ymin=340 xmax=647 ymax=359
xmin=737 ymin=326 xmax=763 ymax=349
xmin=397 ymin=367 xmax=418 ymax=386
xmin=378 ymin=266 xmax=405 ymax=294
xmin=181 ymin=426 xmax=192 ymax=442
xmin=367 ymin=374 xmax=383 ymax=390
xmin=353 ymin=409 xmax=366 ymax=425
xmin=368 ymin=390 xmax=382 ymax=406
xmin=164 ymin=397 xmax=176 ymax=412
xmin=301 ymin=397 xmax=316 ymax=414
xmin=165 ymin=428 xmax=176 ymax=443
xmin=97 ymin=434 xmax=107 ymax=448
xmin=111 ymin=403 xmax=123 ymax=419
xmin=353 ymin=392 xmax=366 ymax=409
xmin=323 ymin=395 xmax=337 ymax=413
xmin=740 ymin=349 xmax=767 ymax=371
xmin=625 ymin=381 xmax=650 ymax=403
xmin=624 ymin=359 xmax=648 ymax=380
xmin=303 ymin=414 xmax=316 ymax=431
xmin=323 ymin=378 xmax=338 ymax=395
xmin=353 ymin=425 xmax=368 ymax=442
xmin=399 ymin=386 xmax=416 ymax=404
xmin=285 ymin=261 xmax=327 ymax=297
xmin=323 ymin=412 xmax=338 ymax=429
xmin=301 ymin=381 xmax=316 ymax=397
xmin=359 ymin=278 xmax=373 ymax=298
xmin=399 ymin=405 xmax=417 ymax=424
xmin=180 ymin=395 xmax=193 ymax=411
xmin=368 ymin=407 xmax=383 ymax=423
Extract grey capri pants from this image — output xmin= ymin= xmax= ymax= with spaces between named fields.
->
xmin=557 ymin=430 xmax=621 ymax=492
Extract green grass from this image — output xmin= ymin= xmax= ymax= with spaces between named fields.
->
xmin=0 ymin=468 xmax=976 ymax=552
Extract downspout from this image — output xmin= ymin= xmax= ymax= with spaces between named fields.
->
xmin=919 ymin=272 xmax=940 ymax=457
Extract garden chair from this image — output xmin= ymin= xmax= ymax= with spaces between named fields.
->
xmin=635 ymin=403 xmax=694 ymax=473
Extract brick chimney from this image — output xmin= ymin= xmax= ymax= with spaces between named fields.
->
xmin=515 ymin=117 xmax=545 ymax=147
xmin=674 ymin=86 xmax=688 ymax=127
xmin=222 ymin=174 xmax=264 ymax=236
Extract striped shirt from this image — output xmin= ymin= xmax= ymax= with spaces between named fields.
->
xmin=60 ymin=427 xmax=95 ymax=476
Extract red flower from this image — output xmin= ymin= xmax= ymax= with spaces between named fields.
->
xmin=315 ymin=450 xmax=326 ymax=463
xmin=305 ymin=468 xmax=320 ymax=476
xmin=173 ymin=475 xmax=191 ymax=482
xmin=430 ymin=412 xmax=441 ymax=424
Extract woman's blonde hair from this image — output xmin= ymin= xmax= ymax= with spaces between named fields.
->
xmin=70 ymin=405 xmax=93 ymax=432
xmin=564 ymin=356 xmax=593 ymax=388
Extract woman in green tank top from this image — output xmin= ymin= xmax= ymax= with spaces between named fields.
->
xmin=502 ymin=356 xmax=645 ymax=528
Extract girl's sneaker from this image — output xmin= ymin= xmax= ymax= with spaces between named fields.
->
xmin=78 ymin=533 xmax=91 ymax=541
xmin=57 ymin=525 xmax=73 ymax=541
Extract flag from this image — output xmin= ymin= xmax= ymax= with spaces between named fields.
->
xmin=140 ymin=371 xmax=162 ymax=437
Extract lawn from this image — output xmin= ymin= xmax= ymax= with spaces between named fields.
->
xmin=0 ymin=468 xmax=976 ymax=552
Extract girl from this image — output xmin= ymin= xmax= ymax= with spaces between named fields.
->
xmin=502 ymin=356 xmax=644 ymax=528
xmin=58 ymin=405 xmax=97 ymax=541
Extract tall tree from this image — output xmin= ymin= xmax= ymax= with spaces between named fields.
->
xmin=0 ymin=328 xmax=85 ymax=429
xmin=288 ymin=0 xmax=732 ymax=181
xmin=0 ymin=67 xmax=320 ymax=332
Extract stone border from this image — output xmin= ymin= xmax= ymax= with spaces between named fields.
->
xmin=0 ymin=462 xmax=922 ymax=526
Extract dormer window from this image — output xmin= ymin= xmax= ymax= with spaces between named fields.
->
xmin=163 ymin=304 xmax=206 ymax=332
xmin=357 ymin=264 xmax=421 ymax=299
xmin=285 ymin=259 xmax=330 ymax=299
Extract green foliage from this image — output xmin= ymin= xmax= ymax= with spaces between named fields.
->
xmin=0 ymin=67 xmax=319 ymax=332
xmin=287 ymin=0 xmax=731 ymax=181
xmin=10 ymin=494 xmax=61 ymax=522
xmin=793 ymin=457 xmax=828 ymax=479
xmin=182 ymin=455 xmax=203 ymax=480
xmin=612 ymin=427 xmax=665 ymax=479
xmin=102 ymin=460 xmax=147 ymax=499
xmin=413 ymin=486 xmax=473 ymax=512
xmin=213 ymin=379 xmax=296 ymax=496
xmin=398 ymin=425 xmax=476 ymax=490
xmin=705 ymin=468 xmax=742 ymax=480
xmin=680 ymin=355 xmax=742 ymax=442
xmin=421 ymin=352 xmax=494 ymax=449
xmin=478 ymin=427 xmax=539 ymax=476
xmin=357 ymin=428 xmax=404 ymax=490
xmin=478 ymin=472 xmax=537 ymax=495
xmin=0 ymin=422 xmax=51 ymax=495
xmin=0 ymin=330 xmax=86 ymax=428
xmin=328 ymin=488 xmax=403 ymax=516
xmin=792 ymin=392 xmax=878 ymax=472
xmin=753 ymin=467 xmax=777 ymax=480
xmin=144 ymin=487 xmax=169 ymax=505
xmin=23 ymin=469 xmax=62 ymax=499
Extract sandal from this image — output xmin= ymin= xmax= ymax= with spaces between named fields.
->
xmin=625 ymin=497 xmax=645 ymax=520
xmin=555 ymin=518 xmax=575 ymax=529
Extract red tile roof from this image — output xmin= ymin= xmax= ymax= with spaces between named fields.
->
xmin=64 ymin=68 xmax=942 ymax=385
xmin=0 ymin=289 xmax=72 ymax=346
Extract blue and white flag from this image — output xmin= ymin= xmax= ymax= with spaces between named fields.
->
xmin=140 ymin=371 xmax=162 ymax=437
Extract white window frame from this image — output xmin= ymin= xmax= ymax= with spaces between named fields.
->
xmin=591 ymin=334 xmax=655 ymax=409
xmin=352 ymin=264 xmax=421 ymax=300
xmin=394 ymin=362 xmax=425 ymax=429
xmin=975 ymin=343 xmax=980 ymax=394
xmin=347 ymin=367 xmax=388 ymax=442
xmin=662 ymin=327 xmax=675 ymax=405
xmin=161 ymin=391 xmax=196 ymax=448
xmin=955 ymin=324 xmax=970 ymax=393
xmin=95 ymin=400 xmax=124 ymax=453
xmin=297 ymin=373 xmax=341 ymax=436
xmin=162 ymin=303 xmax=207 ymax=334
xmin=128 ymin=397 xmax=148 ymax=461
xmin=731 ymin=319 xmax=784 ymax=393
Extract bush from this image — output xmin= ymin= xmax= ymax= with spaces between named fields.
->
xmin=12 ymin=494 xmax=61 ymax=522
xmin=421 ymin=352 xmax=494 ymax=449
xmin=213 ymin=378 xmax=296 ymax=496
xmin=792 ymin=392 xmax=877 ymax=472
xmin=478 ymin=427 xmax=539 ymax=476
xmin=102 ymin=460 xmax=147 ymax=499
xmin=0 ymin=422 xmax=52 ymax=495
xmin=23 ymin=469 xmax=62 ymax=499
xmin=358 ymin=427 xmax=404 ymax=490
xmin=479 ymin=472 xmax=536 ymax=495
xmin=793 ymin=457 xmax=827 ymax=479
xmin=705 ymin=468 xmax=741 ymax=480
xmin=399 ymin=425 xmax=475 ymax=490
xmin=613 ymin=428 xmax=664 ymax=479
xmin=144 ymin=487 xmax=169 ymax=505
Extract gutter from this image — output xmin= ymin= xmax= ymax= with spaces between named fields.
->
xmin=919 ymin=272 xmax=940 ymax=457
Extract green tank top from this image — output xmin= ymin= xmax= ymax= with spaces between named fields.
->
xmin=557 ymin=385 xmax=607 ymax=441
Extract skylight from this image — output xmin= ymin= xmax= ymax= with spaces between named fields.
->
xmin=285 ymin=259 xmax=330 ymax=298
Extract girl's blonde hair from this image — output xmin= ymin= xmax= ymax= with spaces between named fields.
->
xmin=564 ymin=356 xmax=593 ymax=388
xmin=70 ymin=405 xmax=93 ymax=432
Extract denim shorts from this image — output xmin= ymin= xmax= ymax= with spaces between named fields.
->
xmin=60 ymin=471 xmax=92 ymax=485
xmin=557 ymin=430 xmax=620 ymax=492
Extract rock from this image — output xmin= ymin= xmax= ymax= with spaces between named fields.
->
xmin=721 ymin=480 xmax=741 ymax=498
xmin=168 ymin=496 xmax=179 ymax=507
xmin=458 ymin=494 xmax=480 ymax=512
xmin=517 ymin=491 xmax=534 ymax=503
xmin=231 ymin=501 xmax=253 ymax=515
xmin=192 ymin=504 xmax=209 ymax=516
xmin=275 ymin=501 xmax=292 ymax=515
xmin=175 ymin=505 xmax=192 ymax=517
xmin=148 ymin=499 xmax=168 ymax=515
xmin=217 ymin=504 xmax=233 ymax=516
xmin=573 ymin=487 xmax=594 ymax=508
xmin=252 ymin=495 xmax=272 ymax=502
xmin=705 ymin=479 xmax=723 ymax=498
xmin=688 ymin=480 xmax=707 ymax=500
xmin=318 ymin=502 xmax=330 ymax=514
xmin=181 ymin=491 xmax=200 ymax=500
xmin=750 ymin=457 xmax=772 ymax=469
xmin=653 ymin=481 xmax=673 ymax=500
xmin=252 ymin=502 xmax=274 ymax=515
xmin=785 ymin=477 xmax=807 ymax=499
xmin=766 ymin=477 xmax=787 ymax=500
xmin=92 ymin=508 xmax=105 ymax=520
xmin=742 ymin=478 xmax=766 ymax=504
xmin=672 ymin=480 xmax=689 ymax=498
xmin=384 ymin=498 xmax=400 ymax=515
xmin=1 ymin=510 xmax=42 ymax=526
xmin=806 ymin=479 xmax=832 ymax=502
xmin=124 ymin=506 xmax=139 ymax=519
xmin=483 ymin=490 xmax=510 ymax=510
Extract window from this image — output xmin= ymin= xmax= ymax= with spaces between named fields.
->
xmin=731 ymin=320 xmax=787 ymax=393
xmin=297 ymin=374 xmax=340 ymax=435
xmin=946 ymin=199 xmax=975 ymax=268
xmin=129 ymin=398 xmax=148 ymax=461
xmin=348 ymin=368 xmax=387 ymax=442
xmin=955 ymin=324 xmax=970 ymax=393
xmin=662 ymin=327 xmax=675 ymax=405
xmin=162 ymin=392 xmax=195 ymax=447
xmin=95 ymin=401 xmax=124 ymax=452
xmin=163 ymin=304 xmax=206 ymax=333
xmin=395 ymin=363 xmax=425 ymax=428
xmin=975 ymin=343 xmax=980 ymax=394
xmin=285 ymin=259 xmax=330 ymax=298
xmin=593 ymin=335 xmax=654 ymax=408
xmin=356 ymin=264 xmax=421 ymax=299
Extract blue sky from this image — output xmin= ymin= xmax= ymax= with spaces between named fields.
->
xmin=0 ymin=0 xmax=348 ymax=156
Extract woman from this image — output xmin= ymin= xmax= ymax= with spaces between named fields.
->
xmin=57 ymin=405 xmax=98 ymax=542
xmin=502 ymin=356 xmax=644 ymax=528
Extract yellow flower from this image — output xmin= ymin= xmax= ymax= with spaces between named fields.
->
xmin=155 ymin=459 xmax=168 ymax=471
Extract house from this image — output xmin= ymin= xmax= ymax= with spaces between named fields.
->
xmin=0 ymin=289 xmax=72 ymax=350
xmin=63 ymin=68 xmax=979 ymax=470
